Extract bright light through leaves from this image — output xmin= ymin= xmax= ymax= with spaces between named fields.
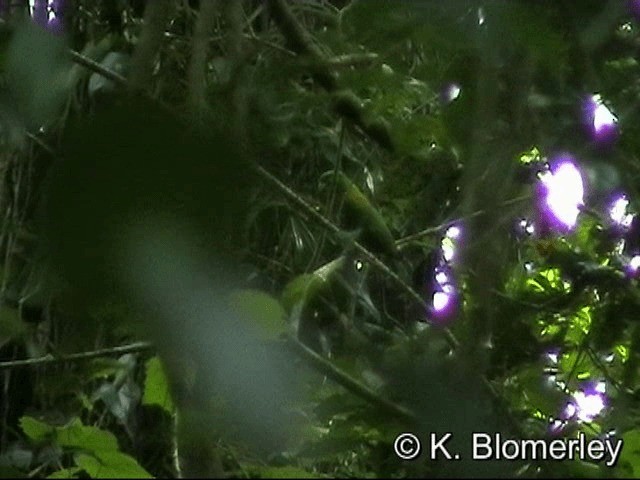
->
xmin=556 ymin=381 xmax=607 ymax=429
xmin=609 ymin=195 xmax=634 ymax=228
xmin=537 ymin=156 xmax=585 ymax=231
xmin=427 ymin=225 xmax=462 ymax=323
xmin=29 ymin=0 xmax=64 ymax=34
xmin=432 ymin=291 xmax=452 ymax=313
xmin=441 ymin=224 xmax=462 ymax=262
xmin=628 ymin=255 xmax=640 ymax=276
xmin=583 ymin=94 xmax=618 ymax=145
xmin=571 ymin=383 xmax=607 ymax=423
xmin=518 ymin=218 xmax=535 ymax=236
xmin=441 ymin=83 xmax=461 ymax=104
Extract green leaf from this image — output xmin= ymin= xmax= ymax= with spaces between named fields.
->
xmin=616 ymin=430 xmax=640 ymax=478
xmin=517 ymin=367 xmax=568 ymax=416
xmin=19 ymin=416 xmax=54 ymax=443
xmin=22 ymin=417 xmax=152 ymax=478
xmin=4 ymin=20 xmax=71 ymax=127
xmin=565 ymin=306 xmax=592 ymax=346
xmin=518 ymin=146 xmax=542 ymax=165
xmin=558 ymin=351 xmax=596 ymax=389
xmin=142 ymin=356 xmax=174 ymax=414
xmin=74 ymin=451 xmax=152 ymax=479
xmin=56 ymin=418 xmax=119 ymax=452
xmin=47 ymin=467 xmax=82 ymax=479
xmin=526 ymin=268 xmax=567 ymax=293
xmin=281 ymin=257 xmax=346 ymax=314
xmin=229 ymin=289 xmax=288 ymax=341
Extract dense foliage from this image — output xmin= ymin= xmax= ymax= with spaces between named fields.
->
xmin=1 ymin=0 xmax=640 ymax=478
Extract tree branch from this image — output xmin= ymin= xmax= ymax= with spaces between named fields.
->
xmin=0 ymin=341 xmax=154 ymax=370
xmin=129 ymin=0 xmax=171 ymax=92
xmin=68 ymin=49 xmax=128 ymax=87
xmin=187 ymin=0 xmax=218 ymax=116
xmin=266 ymin=0 xmax=394 ymax=152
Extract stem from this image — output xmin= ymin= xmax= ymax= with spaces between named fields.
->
xmin=187 ymin=0 xmax=218 ymax=116
xmin=129 ymin=0 xmax=171 ymax=93
xmin=68 ymin=49 xmax=128 ymax=87
xmin=0 ymin=341 xmax=154 ymax=370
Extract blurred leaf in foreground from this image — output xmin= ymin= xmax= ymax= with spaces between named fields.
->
xmin=3 ymin=19 xmax=71 ymax=128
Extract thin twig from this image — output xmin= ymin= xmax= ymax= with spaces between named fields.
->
xmin=0 ymin=341 xmax=154 ymax=370
xmin=323 ymin=53 xmax=380 ymax=68
xmin=68 ymin=49 xmax=128 ymax=87
xmin=395 ymin=193 xmax=532 ymax=247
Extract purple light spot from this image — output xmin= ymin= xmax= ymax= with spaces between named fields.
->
xmin=442 ymin=237 xmax=456 ymax=263
xmin=432 ymin=291 xmax=451 ymax=312
xmin=426 ymin=242 xmax=460 ymax=323
xmin=593 ymin=98 xmax=617 ymax=133
xmin=563 ymin=402 xmax=577 ymax=419
xmin=427 ymin=277 xmax=459 ymax=323
xmin=46 ymin=16 xmax=64 ymax=35
xmin=517 ymin=218 xmax=535 ymax=237
xmin=560 ymin=382 xmax=608 ymax=424
xmin=583 ymin=94 xmax=618 ymax=145
xmin=441 ymin=283 xmax=456 ymax=294
xmin=549 ymin=418 xmax=567 ymax=434
xmin=546 ymin=374 xmax=557 ymax=387
xmin=628 ymin=255 xmax=640 ymax=277
xmin=537 ymin=156 xmax=584 ymax=231
xmin=609 ymin=195 xmax=634 ymax=228
xmin=435 ymin=270 xmax=449 ymax=286
xmin=440 ymin=224 xmax=462 ymax=263
xmin=446 ymin=225 xmax=462 ymax=240
xmin=441 ymin=83 xmax=461 ymax=104
xmin=29 ymin=0 xmax=65 ymax=34
xmin=31 ymin=0 xmax=48 ymax=27
xmin=50 ymin=0 xmax=65 ymax=12
xmin=572 ymin=389 xmax=606 ymax=422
